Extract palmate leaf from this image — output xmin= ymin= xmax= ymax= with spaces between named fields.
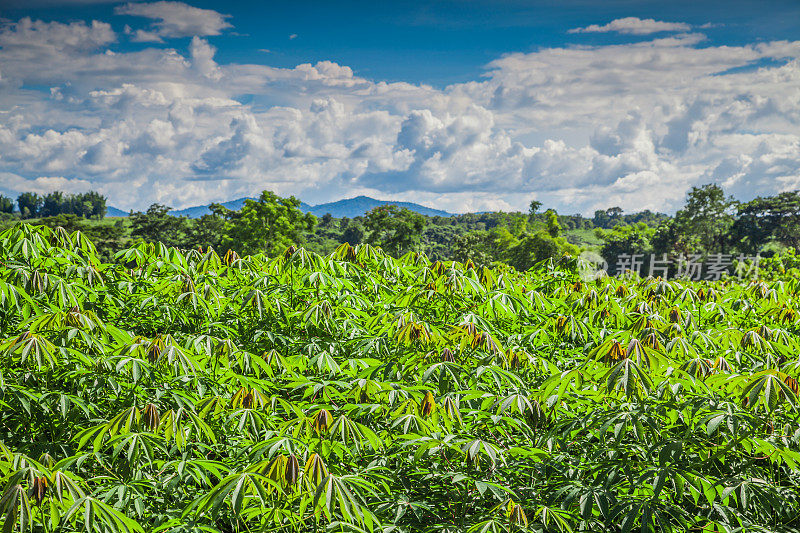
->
xmin=539 ymin=368 xmax=586 ymax=405
xmin=0 ymin=483 xmax=30 ymax=533
xmin=189 ymin=472 xmax=281 ymax=519
xmin=162 ymin=459 xmax=229 ymax=489
xmin=10 ymin=213 xmax=800 ymax=533
xmin=532 ymin=505 xmax=574 ymax=533
xmin=466 ymin=519 xmax=506 ymax=533
xmin=0 ymin=279 xmax=36 ymax=316
xmin=741 ymin=370 xmax=797 ymax=412
xmin=75 ymin=407 xmax=141 ymax=453
xmin=421 ymin=361 xmax=467 ymax=389
xmin=0 ymin=332 xmax=58 ymax=369
xmin=63 ymin=496 xmax=144 ymax=533
xmin=603 ymin=359 xmax=654 ymax=398
xmin=311 ymin=474 xmax=376 ymax=526
xmin=329 ymin=415 xmax=383 ymax=453
xmin=460 ymin=438 xmax=501 ymax=468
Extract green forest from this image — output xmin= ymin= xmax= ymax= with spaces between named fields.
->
xmin=3 ymin=185 xmax=800 ymax=276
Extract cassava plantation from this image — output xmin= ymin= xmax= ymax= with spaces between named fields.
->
xmin=3 ymin=223 xmax=800 ymax=533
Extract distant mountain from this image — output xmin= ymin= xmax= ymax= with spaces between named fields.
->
xmin=106 ymin=206 xmax=130 ymax=217
xmin=108 ymin=195 xmax=451 ymax=219
xmin=168 ymin=197 xmax=256 ymax=218
xmin=305 ymin=196 xmax=450 ymax=218
xmin=105 ymin=197 xmax=259 ymax=218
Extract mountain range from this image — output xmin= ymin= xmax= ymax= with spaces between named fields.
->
xmin=108 ymin=196 xmax=452 ymax=219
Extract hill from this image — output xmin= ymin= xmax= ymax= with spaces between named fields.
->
xmin=305 ymin=196 xmax=450 ymax=218
xmin=109 ymin=195 xmax=451 ymax=219
xmin=170 ymin=197 xmax=261 ymax=218
xmin=106 ymin=206 xmax=130 ymax=217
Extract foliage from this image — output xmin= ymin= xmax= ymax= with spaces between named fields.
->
xmin=0 ymin=196 xmax=14 ymax=214
xmin=544 ymin=209 xmax=561 ymax=238
xmin=451 ymin=232 xmax=490 ymax=266
xmin=528 ymin=200 xmax=543 ymax=219
xmin=596 ymin=223 xmax=655 ymax=268
xmin=592 ymin=208 xmax=668 ymax=229
xmin=27 ymin=214 xmax=127 ymax=261
xmin=655 ymin=185 xmax=738 ymax=255
xmin=757 ymin=248 xmax=800 ymax=280
xmin=16 ymin=193 xmax=42 ymax=219
xmin=15 ymin=191 xmax=107 ymax=220
xmin=4 ymin=223 xmax=800 ymax=532
xmin=506 ymin=231 xmax=577 ymax=270
xmin=363 ymin=205 xmax=425 ymax=256
xmin=211 ymin=191 xmax=316 ymax=256
xmin=734 ymin=192 xmax=800 ymax=253
xmin=130 ymin=204 xmax=192 ymax=249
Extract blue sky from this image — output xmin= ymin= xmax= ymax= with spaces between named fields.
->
xmin=6 ymin=0 xmax=799 ymax=85
xmin=0 ymin=0 xmax=799 ymax=213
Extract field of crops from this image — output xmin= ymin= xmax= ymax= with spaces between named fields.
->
xmin=2 ymin=223 xmax=800 ymax=533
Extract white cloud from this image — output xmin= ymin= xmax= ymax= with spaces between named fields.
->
xmin=0 ymin=172 xmax=94 ymax=197
xmin=115 ymin=1 xmax=232 ymax=39
xmin=125 ymin=26 xmax=165 ymax=43
xmin=0 ymin=13 xmax=799 ymax=215
xmin=569 ymin=17 xmax=692 ymax=35
xmin=0 ymin=17 xmax=115 ymax=51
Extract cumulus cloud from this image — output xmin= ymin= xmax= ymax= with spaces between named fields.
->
xmin=568 ymin=17 xmax=692 ymax=35
xmin=0 ymin=11 xmax=799 ymax=215
xmin=0 ymin=17 xmax=115 ymax=51
xmin=115 ymin=1 xmax=232 ymax=39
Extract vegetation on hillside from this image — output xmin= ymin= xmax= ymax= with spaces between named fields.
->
xmin=4 ymin=184 xmax=800 ymax=269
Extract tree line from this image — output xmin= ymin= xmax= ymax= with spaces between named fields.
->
xmin=596 ymin=184 xmax=800 ymax=271
xmin=0 ymin=190 xmax=107 ymax=219
xmin=5 ymin=184 xmax=800 ymax=271
xmin=118 ymin=192 xmax=581 ymax=271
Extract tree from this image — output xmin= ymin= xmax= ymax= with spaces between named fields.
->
xmin=544 ymin=209 xmax=561 ymax=237
xmin=0 ymin=195 xmax=14 ymax=214
xmin=83 ymin=191 xmax=108 ymax=219
xmin=64 ymin=194 xmax=87 ymax=217
xmin=658 ymin=184 xmax=738 ymax=255
xmin=506 ymin=232 xmax=560 ymax=270
xmin=734 ymin=191 xmax=800 ymax=253
xmin=451 ymin=232 xmax=490 ymax=266
xmin=130 ymin=204 xmax=191 ymax=248
xmin=528 ymin=200 xmax=543 ymax=225
xmin=342 ymin=222 xmax=364 ymax=246
xmin=41 ymin=191 xmax=66 ymax=217
xmin=85 ymin=219 xmax=126 ymax=260
xmin=213 ymin=191 xmax=316 ymax=256
xmin=595 ymin=223 xmax=654 ymax=269
xmin=363 ymin=205 xmax=425 ymax=257
xmin=422 ymin=225 xmax=461 ymax=262
xmin=593 ymin=209 xmax=610 ymax=228
xmin=17 ymin=192 xmax=42 ymax=219
xmin=509 ymin=213 xmax=528 ymax=236
xmin=680 ymin=184 xmax=738 ymax=253
xmin=188 ymin=214 xmax=227 ymax=252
